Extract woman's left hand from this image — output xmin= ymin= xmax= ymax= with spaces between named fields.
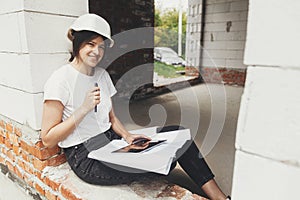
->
xmin=124 ymin=134 xmax=151 ymax=144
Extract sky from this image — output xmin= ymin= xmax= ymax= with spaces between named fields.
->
xmin=154 ymin=0 xmax=188 ymax=12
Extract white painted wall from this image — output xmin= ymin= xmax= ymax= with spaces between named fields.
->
xmin=186 ymin=0 xmax=202 ymax=67
xmin=203 ymin=0 xmax=248 ymax=68
xmin=244 ymin=0 xmax=300 ymax=67
xmin=232 ymin=151 xmax=300 ymax=199
xmin=0 ymin=0 xmax=88 ymax=130
xmin=232 ymin=0 xmax=300 ymax=199
xmin=185 ymin=0 xmax=248 ymax=69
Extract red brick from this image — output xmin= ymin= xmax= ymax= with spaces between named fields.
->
xmin=0 ymin=129 xmax=5 ymax=137
xmin=5 ymin=139 xmax=13 ymax=149
xmin=15 ymin=127 xmax=22 ymax=137
xmin=44 ymin=176 xmax=61 ymax=191
xmin=57 ymin=197 xmax=62 ymax=200
xmin=6 ymin=150 xmax=15 ymax=162
xmin=60 ymin=185 xmax=83 ymax=200
xmin=23 ymin=173 xmax=34 ymax=187
xmin=17 ymin=158 xmax=25 ymax=170
xmin=0 ymin=120 xmax=5 ymax=129
xmin=1 ymin=146 xmax=8 ymax=155
xmin=32 ymin=145 xmax=61 ymax=160
xmin=0 ymin=156 xmax=4 ymax=164
xmin=7 ymin=133 xmax=13 ymax=144
xmin=47 ymin=153 xmax=66 ymax=167
xmin=33 ymin=153 xmax=66 ymax=171
xmin=35 ymin=182 xmax=45 ymax=196
xmin=14 ymin=166 xmax=24 ymax=179
xmin=21 ymin=150 xmax=32 ymax=163
xmin=33 ymin=154 xmax=66 ymax=171
xmin=5 ymin=123 xmax=13 ymax=134
xmin=5 ymin=160 xmax=14 ymax=172
xmin=0 ymin=135 xmax=4 ymax=144
xmin=28 ymin=143 xmax=36 ymax=155
xmin=45 ymin=190 xmax=57 ymax=200
xmin=35 ymin=140 xmax=45 ymax=148
xmin=23 ymin=161 xmax=34 ymax=175
xmin=33 ymin=157 xmax=48 ymax=171
xmin=20 ymin=139 xmax=31 ymax=153
xmin=13 ymin=145 xmax=20 ymax=155
xmin=11 ymin=134 xmax=19 ymax=146
xmin=35 ymin=170 xmax=43 ymax=181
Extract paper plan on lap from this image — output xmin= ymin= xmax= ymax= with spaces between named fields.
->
xmin=88 ymin=126 xmax=191 ymax=175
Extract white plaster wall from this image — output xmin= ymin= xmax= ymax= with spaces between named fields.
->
xmin=186 ymin=0 xmax=202 ymax=67
xmin=234 ymin=67 xmax=300 ymax=197
xmin=0 ymin=85 xmax=43 ymax=130
xmin=232 ymin=0 xmax=300 ymax=198
xmin=30 ymin=53 xmax=70 ymax=92
xmin=185 ymin=0 xmax=249 ymax=69
xmin=232 ymin=151 xmax=300 ymax=200
xmin=24 ymin=12 xmax=74 ymax=54
xmin=244 ymin=0 xmax=300 ymax=67
xmin=0 ymin=53 xmax=69 ymax=93
xmin=23 ymin=0 xmax=88 ymax=16
xmin=236 ymin=66 xmax=300 ymax=162
xmin=0 ymin=12 xmax=28 ymax=53
xmin=0 ymin=0 xmax=23 ymax=14
xmin=0 ymin=53 xmax=32 ymax=90
xmin=203 ymin=0 xmax=248 ymax=68
xmin=0 ymin=11 xmax=76 ymax=92
xmin=0 ymin=0 xmax=87 ymax=16
xmin=0 ymin=0 xmax=88 ymax=130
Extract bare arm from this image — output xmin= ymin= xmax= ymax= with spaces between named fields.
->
xmin=109 ymin=107 xmax=150 ymax=144
xmin=41 ymin=86 xmax=100 ymax=148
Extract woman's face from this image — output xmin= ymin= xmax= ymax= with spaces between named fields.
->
xmin=78 ymin=36 xmax=105 ymax=67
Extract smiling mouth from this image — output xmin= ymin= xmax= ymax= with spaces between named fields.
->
xmin=90 ymin=56 xmax=99 ymax=61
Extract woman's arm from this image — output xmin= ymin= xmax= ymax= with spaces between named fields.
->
xmin=41 ymin=100 xmax=88 ymax=148
xmin=109 ymin=108 xmax=150 ymax=144
xmin=41 ymin=86 xmax=100 ymax=148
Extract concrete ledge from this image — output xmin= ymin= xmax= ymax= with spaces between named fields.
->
xmin=0 ymin=157 xmax=208 ymax=200
xmin=40 ymin=163 xmax=207 ymax=200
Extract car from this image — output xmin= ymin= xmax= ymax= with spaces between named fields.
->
xmin=154 ymin=47 xmax=186 ymax=66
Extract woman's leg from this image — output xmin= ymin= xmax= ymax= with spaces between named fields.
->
xmin=63 ymin=129 xmax=160 ymax=185
xmin=177 ymin=142 xmax=226 ymax=200
xmin=201 ymin=180 xmax=227 ymax=200
xmin=158 ymin=125 xmax=227 ymax=200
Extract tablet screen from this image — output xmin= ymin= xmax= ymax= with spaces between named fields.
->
xmin=112 ymin=140 xmax=167 ymax=153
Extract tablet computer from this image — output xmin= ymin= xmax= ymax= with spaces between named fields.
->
xmin=112 ymin=140 xmax=167 ymax=153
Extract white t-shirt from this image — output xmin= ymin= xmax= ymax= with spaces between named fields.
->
xmin=43 ymin=64 xmax=117 ymax=148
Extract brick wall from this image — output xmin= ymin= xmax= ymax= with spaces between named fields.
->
xmin=0 ymin=115 xmax=67 ymax=199
xmin=201 ymin=67 xmax=246 ymax=85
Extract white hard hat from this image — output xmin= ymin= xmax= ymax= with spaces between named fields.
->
xmin=67 ymin=13 xmax=114 ymax=47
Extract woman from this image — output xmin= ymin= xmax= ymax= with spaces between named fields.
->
xmin=41 ymin=13 xmax=230 ymax=200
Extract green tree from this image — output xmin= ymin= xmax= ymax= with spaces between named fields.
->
xmin=154 ymin=10 xmax=162 ymax=27
xmin=154 ymin=9 xmax=187 ymax=57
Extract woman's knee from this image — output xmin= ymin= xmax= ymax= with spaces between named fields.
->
xmin=156 ymin=125 xmax=185 ymax=133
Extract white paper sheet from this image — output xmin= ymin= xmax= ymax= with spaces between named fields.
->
xmin=87 ymin=127 xmax=191 ymax=175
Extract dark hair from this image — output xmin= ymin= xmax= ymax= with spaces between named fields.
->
xmin=69 ymin=30 xmax=106 ymax=62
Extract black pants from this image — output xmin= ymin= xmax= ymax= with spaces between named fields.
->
xmin=63 ymin=126 xmax=214 ymax=187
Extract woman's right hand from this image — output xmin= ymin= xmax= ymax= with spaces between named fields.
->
xmin=80 ymin=86 xmax=100 ymax=114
